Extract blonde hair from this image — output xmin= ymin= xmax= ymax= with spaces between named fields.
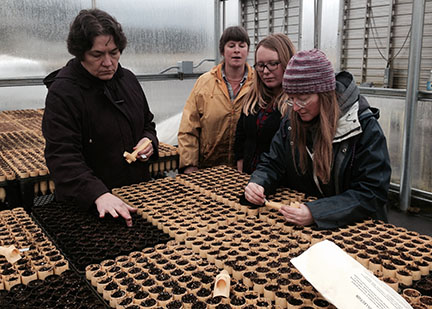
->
xmin=242 ymin=34 xmax=296 ymax=116
xmin=290 ymin=91 xmax=340 ymax=184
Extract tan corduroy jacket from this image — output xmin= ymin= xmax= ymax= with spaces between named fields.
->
xmin=178 ymin=62 xmax=254 ymax=170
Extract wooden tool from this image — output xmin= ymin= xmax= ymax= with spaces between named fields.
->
xmin=213 ymin=269 xmax=231 ymax=298
xmin=123 ymin=139 xmax=151 ymax=164
xmin=264 ymin=199 xmax=301 ymax=210
xmin=290 ymin=201 xmax=301 ymax=208
xmin=264 ymin=199 xmax=285 ymax=211
xmin=0 ymin=245 xmax=22 ymax=264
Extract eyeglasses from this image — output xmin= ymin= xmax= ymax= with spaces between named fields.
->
xmin=254 ymin=61 xmax=280 ymax=72
xmin=285 ymin=98 xmax=311 ymax=109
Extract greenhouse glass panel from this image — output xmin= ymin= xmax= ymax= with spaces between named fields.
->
xmin=0 ymin=86 xmax=47 ymax=110
xmin=140 ymin=79 xmax=196 ymax=145
xmin=366 ymin=96 xmax=432 ymax=193
xmin=141 ymin=80 xmax=195 ymax=124
xmin=0 ymin=0 xmax=91 ymax=78
xmin=96 ymin=0 xmax=215 ymax=74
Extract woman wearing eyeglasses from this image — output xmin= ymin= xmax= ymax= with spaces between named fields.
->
xmin=235 ymin=34 xmax=296 ymax=174
xmin=244 ymin=49 xmax=391 ymax=229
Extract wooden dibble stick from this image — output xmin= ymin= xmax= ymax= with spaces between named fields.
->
xmin=213 ymin=269 xmax=231 ymax=298
xmin=0 ymin=245 xmax=22 ymax=264
xmin=123 ymin=139 xmax=152 ymax=164
xmin=264 ymin=199 xmax=301 ymax=211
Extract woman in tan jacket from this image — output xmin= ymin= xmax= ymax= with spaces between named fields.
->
xmin=178 ymin=26 xmax=254 ymax=173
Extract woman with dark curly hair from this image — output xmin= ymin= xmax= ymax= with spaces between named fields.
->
xmin=42 ymin=9 xmax=158 ymax=227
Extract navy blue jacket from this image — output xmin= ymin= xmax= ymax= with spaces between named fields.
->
xmin=250 ymin=71 xmax=391 ymax=228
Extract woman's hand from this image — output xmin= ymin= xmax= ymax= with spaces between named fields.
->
xmin=135 ymin=137 xmax=153 ymax=162
xmin=245 ymin=182 xmax=266 ymax=205
xmin=279 ymin=203 xmax=314 ymax=226
xmin=237 ymin=159 xmax=244 ymax=172
xmin=95 ymin=193 xmax=137 ymax=227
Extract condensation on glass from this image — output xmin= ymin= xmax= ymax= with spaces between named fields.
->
xmin=0 ymin=0 xmax=214 ymax=145
xmin=96 ymin=0 xmax=215 ymax=74
xmin=0 ymin=0 xmax=91 ymax=78
xmin=366 ymin=96 xmax=432 ymax=193
xmin=0 ymin=0 xmax=215 ymax=77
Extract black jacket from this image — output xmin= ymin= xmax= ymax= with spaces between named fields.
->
xmin=250 ymin=71 xmax=391 ymax=228
xmin=235 ymin=107 xmax=282 ymax=174
xmin=42 ymin=58 xmax=158 ymax=209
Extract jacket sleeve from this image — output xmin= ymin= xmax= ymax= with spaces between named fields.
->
xmin=177 ymin=80 xmax=201 ymax=169
xmin=234 ymin=112 xmax=246 ymax=161
xmin=249 ymin=122 xmax=291 ymax=194
xmin=306 ymin=117 xmax=391 ymax=229
xmin=42 ymin=88 xmax=108 ymax=208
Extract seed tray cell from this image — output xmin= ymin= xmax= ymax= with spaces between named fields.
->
xmin=33 ymin=194 xmax=55 ymax=207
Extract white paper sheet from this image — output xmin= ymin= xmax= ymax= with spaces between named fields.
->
xmin=291 ymin=240 xmax=412 ymax=309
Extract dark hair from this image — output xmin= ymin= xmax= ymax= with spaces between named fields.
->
xmin=67 ymin=9 xmax=127 ymax=60
xmin=219 ymin=26 xmax=250 ymax=55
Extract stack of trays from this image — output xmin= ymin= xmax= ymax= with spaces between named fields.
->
xmin=0 ymin=110 xmax=48 ymax=208
xmin=0 ymin=158 xmax=15 ymax=204
xmin=1 ymin=148 xmax=53 ymax=197
xmin=0 ymin=207 xmax=69 ymax=290
xmin=149 ymin=142 xmax=179 ymax=177
xmin=0 ymin=109 xmax=181 ymax=209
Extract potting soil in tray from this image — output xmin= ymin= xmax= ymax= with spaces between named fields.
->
xmin=32 ymin=200 xmax=172 ymax=271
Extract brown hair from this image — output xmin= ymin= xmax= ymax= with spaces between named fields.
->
xmin=219 ymin=26 xmax=250 ymax=55
xmin=290 ymin=91 xmax=340 ymax=184
xmin=67 ymin=9 xmax=127 ymax=60
xmin=242 ymin=33 xmax=296 ymax=116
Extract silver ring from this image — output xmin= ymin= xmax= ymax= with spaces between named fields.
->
xmin=140 ymin=154 xmax=147 ymax=159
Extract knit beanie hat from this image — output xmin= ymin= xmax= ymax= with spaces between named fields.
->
xmin=282 ymin=49 xmax=335 ymax=94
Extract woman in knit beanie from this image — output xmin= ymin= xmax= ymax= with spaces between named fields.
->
xmin=244 ymin=49 xmax=391 ymax=229
xmin=235 ymin=33 xmax=296 ymax=174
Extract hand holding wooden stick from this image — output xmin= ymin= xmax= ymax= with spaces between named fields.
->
xmin=123 ymin=139 xmax=152 ymax=164
xmin=264 ymin=199 xmax=301 ymax=211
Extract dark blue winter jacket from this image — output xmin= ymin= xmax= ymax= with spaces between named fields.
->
xmin=250 ymin=71 xmax=391 ymax=229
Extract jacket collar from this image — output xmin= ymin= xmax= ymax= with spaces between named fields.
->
xmin=336 ymin=71 xmax=360 ymax=116
xmin=209 ymin=62 xmax=253 ymax=103
xmin=333 ymin=101 xmax=362 ymax=143
xmin=211 ymin=61 xmax=253 ymax=82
